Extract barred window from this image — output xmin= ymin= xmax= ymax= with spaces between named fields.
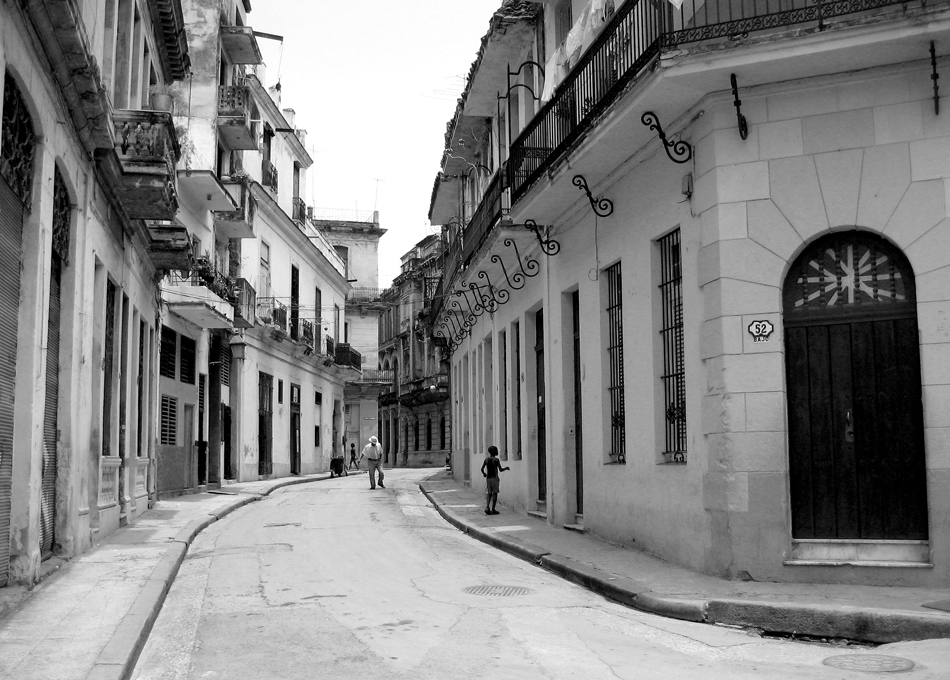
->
xmin=658 ymin=230 xmax=686 ymax=463
xmin=160 ymin=395 xmax=177 ymax=446
xmin=159 ymin=325 xmax=177 ymax=379
xmin=179 ymin=335 xmax=196 ymax=384
xmin=605 ymin=262 xmax=625 ymax=462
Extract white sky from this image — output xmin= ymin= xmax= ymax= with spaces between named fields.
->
xmin=253 ymin=0 xmax=504 ymax=287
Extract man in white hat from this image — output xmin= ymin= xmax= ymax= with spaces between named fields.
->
xmin=362 ymin=436 xmax=384 ymax=489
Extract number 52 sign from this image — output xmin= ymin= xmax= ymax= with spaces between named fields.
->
xmin=748 ymin=320 xmax=774 ymax=342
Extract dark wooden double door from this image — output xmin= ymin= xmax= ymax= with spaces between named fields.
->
xmin=784 ymin=232 xmax=928 ymax=541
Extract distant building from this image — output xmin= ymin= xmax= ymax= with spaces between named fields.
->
xmin=430 ymin=0 xmax=950 ymax=586
xmin=379 ymin=236 xmax=450 ymax=467
xmin=313 ymin=210 xmax=391 ymax=451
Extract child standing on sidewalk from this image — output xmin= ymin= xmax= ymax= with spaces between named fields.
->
xmin=480 ymin=445 xmax=509 ymax=515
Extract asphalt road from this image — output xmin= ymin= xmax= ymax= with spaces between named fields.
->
xmin=131 ymin=469 xmax=950 ymax=679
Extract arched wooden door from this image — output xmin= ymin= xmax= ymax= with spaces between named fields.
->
xmin=783 ymin=231 xmax=928 ymax=540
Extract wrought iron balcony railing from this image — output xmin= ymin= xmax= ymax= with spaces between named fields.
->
xmin=334 ymin=343 xmax=362 ymax=371
xmin=325 ymin=335 xmax=335 ymax=357
xmin=360 ymin=369 xmax=394 ymax=384
xmin=462 ymin=168 xmax=508 ymax=265
xmin=230 ymin=277 xmax=257 ymax=329
xmin=507 ymin=0 xmax=911 ymax=206
xmin=171 ymin=258 xmax=232 ymax=301
xmin=257 ymin=297 xmax=287 ymax=330
xmin=300 ymin=319 xmax=315 ymax=347
xmin=262 ymin=159 xmax=278 ymax=193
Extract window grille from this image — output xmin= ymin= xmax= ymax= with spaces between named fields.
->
xmin=160 ymin=395 xmax=177 ymax=446
xmin=160 ymin=325 xmax=177 ymax=379
xmin=513 ymin=321 xmax=522 ymax=460
xmin=102 ymin=280 xmax=117 ymax=456
xmin=179 ymin=335 xmax=196 ymax=384
xmin=427 ymin=417 xmax=432 ymax=450
xmin=258 ymin=372 xmax=273 ymax=475
xmin=52 ymin=166 xmax=71 ymax=264
xmin=605 ymin=262 xmax=625 ymax=462
xmin=199 ymin=374 xmax=206 ymax=411
xmin=277 ymin=379 xmax=283 ymax=404
xmin=1 ymin=72 xmax=37 ymax=206
xmin=658 ymin=230 xmax=686 ymax=462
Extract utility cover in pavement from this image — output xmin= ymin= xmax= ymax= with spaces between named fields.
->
xmin=463 ymin=585 xmax=532 ymax=597
xmin=822 ymin=654 xmax=915 ymax=673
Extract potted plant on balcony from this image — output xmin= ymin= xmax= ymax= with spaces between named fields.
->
xmin=148 ymin=84 xmax=176 ymax=114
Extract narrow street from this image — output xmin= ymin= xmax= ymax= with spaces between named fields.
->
xmin=132 ymin=470 xmax=946 ymax=680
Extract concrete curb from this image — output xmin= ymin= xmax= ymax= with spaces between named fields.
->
xmin=83 ymin=473 xmax=331 ymax=680
xmin=419 ymin=481 xmax=950 ymax=644
xmin=704 ymin=599 xmax=950 ymax=644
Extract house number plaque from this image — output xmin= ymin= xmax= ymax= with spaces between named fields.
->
xmin=748 ymin=320 xmax=774 ymax=342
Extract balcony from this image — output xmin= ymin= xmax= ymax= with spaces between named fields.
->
xmin=230 ymin=277 xmax=257 ymax=329
xmin=507 ymin=0 xmax=915 ymax=207
xmin=292 ymin=197 xmax=308 ymax=227
xmin=334 ymin=343 xmax=362 ymax=371
xmin=164 ymin=261 xmax=234 ymax=329
xmin=347 ymin=287 xmax=384 ymax=304
xmin=217 ymin=85 xmax=257 ymax=151
xmin=299 ymin=319 xmax=315 ymax=348
xmin=462 ymin=168 xmax=508 ymax=265
xmin=147 ymin=222 xmax=193 ymax=271
xmin=360 ymin=369 xmax=394 ymax=384
xmin=257 ymin=297 xmax=287 ymax=331
xmin=399 ymin=373 xmax=450 ymax=407
xmin=214 ymin=177 xmax=256 ymax=239
xmin=324 ymin=335 xmax=335 ymax=358
xmin=221 ymin=25 xmax=263 ymax=65
xmin=109 ymin=110 xmax=180 ymax=220
xmin=262 ymin=159 xmax=278 ymax=193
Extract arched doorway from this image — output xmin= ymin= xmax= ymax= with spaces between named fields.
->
xmin=0 ymin=71 xmax=36 ymax=585
xmin=783 ymin=231 xmax=928 ymax=542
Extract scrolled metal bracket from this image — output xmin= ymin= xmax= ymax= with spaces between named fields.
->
xmin=932 ymin=41 xmax=941 ymax=116
xmin=730 ymin=74 xmax=748 ymax=140
xmin=641 ymin=111 xmax=692 ymax=164
xmin=522 ymin=219 xmax=561 ymax=256
xmin=572 ymin=175 xmax=613 ymax=218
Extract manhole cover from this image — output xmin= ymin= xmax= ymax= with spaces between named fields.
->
xmin=822 ymin=654 xmax=915 ymax=673
xmin=463 ymin=585 xmax=531 ymax=597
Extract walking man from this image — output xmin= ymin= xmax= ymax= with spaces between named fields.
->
xmin=363 ymin=436 xmax=384 ymax=489
xmin=348 ymin=443 xmax=359 ymax=470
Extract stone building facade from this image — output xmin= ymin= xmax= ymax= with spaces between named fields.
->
xmin=432 ymin=0 xmax=950 ymax=585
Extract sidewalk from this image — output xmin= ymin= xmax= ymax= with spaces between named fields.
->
xmin=419 ymin=471 xmax=950 ymax=645
xmin=0 ymin=471 xmax=361 ymax=680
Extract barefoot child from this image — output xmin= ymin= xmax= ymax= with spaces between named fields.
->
xmin=480 ymin=446 xmax=509 ymax=515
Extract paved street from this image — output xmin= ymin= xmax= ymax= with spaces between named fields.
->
xmin=131 ymin=469 xmax=949 ymax=679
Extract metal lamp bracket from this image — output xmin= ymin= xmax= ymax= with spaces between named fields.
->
xmin=641 ymin=111 xmax=692 ymax=164
xmin=730 ymin=74 xmax=749 ymax=140
xmin=572 ymin=175 xmax=614 ymax=218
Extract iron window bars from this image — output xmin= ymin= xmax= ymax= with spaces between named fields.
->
xmin=658 ymin=230 xmax=686 ymax=463
xmin=605 ymin=262 xmax=625 ymax=463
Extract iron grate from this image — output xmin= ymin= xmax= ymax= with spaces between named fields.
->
xmin=463 ymin=585 xmax=531 ymax=597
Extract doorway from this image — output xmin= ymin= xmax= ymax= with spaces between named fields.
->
xmin=783 ymin=232 xmax=928 ymax=542
xmin=535 ymin=309 xmax=546 ymax=504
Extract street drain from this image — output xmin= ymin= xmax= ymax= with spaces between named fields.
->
xmin=264 ymin=522 xmax=301 ymax=528
xmin=822 ymin=654 xmax=915 ymax=673
xmin=463 ymin=585 xmax=531 ymax=597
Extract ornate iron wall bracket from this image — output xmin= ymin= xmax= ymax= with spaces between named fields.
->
xmin=932 ymin=42 xmax=940 ymax=116
xmin=572 ymin=176 xmax=613 ymax=218
xmin=641 ymin=111 xmax=692 ymax=164
xmin=730 ymin=74 xmax=749 ymax=140
xmin=477 ymin=270 xmax=510 ymax=308
xmin=515 ymin=219 xmax=562 ymax=255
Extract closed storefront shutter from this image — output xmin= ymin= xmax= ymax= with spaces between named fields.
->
xmin=0 ymin=180 xmax=24 ymax=585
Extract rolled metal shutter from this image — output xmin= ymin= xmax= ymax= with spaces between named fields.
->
xmin=40 ymin=258 xmax=61 ymax=557
xmin=0 ymin=180 xmax=24 ymax=586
